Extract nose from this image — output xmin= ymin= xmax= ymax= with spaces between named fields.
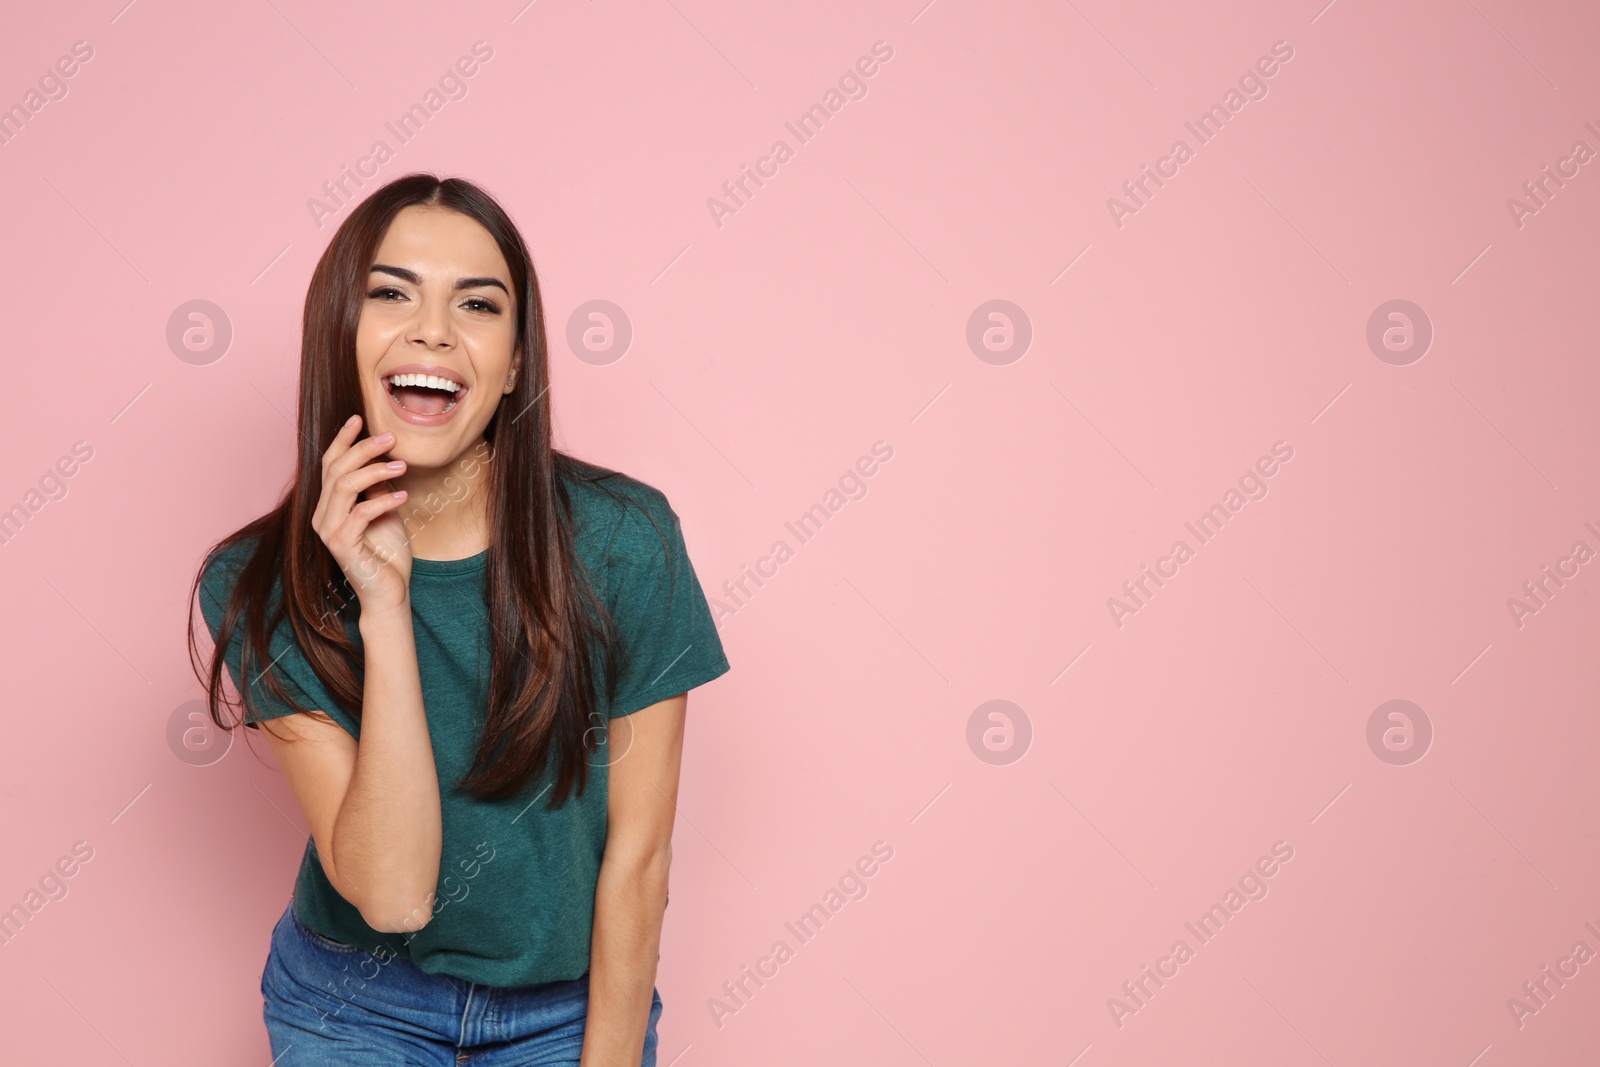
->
xmin=406 ymin=292 xmax=455 ymax=350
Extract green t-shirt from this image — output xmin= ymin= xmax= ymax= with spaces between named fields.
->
xmin=198 ymin=468 xmax=730 ymax=987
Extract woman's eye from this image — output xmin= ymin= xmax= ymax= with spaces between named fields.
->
xmin=366 ymin=287 xmax=498 ymax=314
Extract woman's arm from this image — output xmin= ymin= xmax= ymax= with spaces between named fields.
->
xmin=260 ymin=601 xmax=443 ymax=935
xmin=334 ymin=599 xmax=443 ymax=931
xmin=582 ymin=692 xmax=687 ymax=1067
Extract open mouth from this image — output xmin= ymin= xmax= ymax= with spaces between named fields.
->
xmin=385 ymin=373 xmax=464 ymax=416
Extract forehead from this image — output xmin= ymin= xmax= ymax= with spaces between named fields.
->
xmin=371 ymin=205 xmax=510 ymax=278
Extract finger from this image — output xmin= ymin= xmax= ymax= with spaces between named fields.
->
xmin=327 ymin=432 xmax=396 ymax=489
xmin=350 ymin=491 xmax=408 ymax=525
xmin=335 ymin=491 xmax=410 ymax=551
xmin=322 ymin=424 xmax=398 ymax=495
xmin=326 ymin=460 xmax=406 ymax=528
xmin=317 ymin=423 xmax=373 ymax=529
xmin=347 ymin=459 xmax=408 ymax=501
xmin=321 ymin=428 xmax=394 ymax=506
xmin=313 ymin=418 xmax=361 ymax=530
xmin=320 ymin=414 xmax=366 ymax=476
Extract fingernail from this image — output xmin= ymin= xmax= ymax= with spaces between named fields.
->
xmin=377 ymin=431 xmax=393 ymax=442
xmin=386 ymin=461 xmax=405 ymax=471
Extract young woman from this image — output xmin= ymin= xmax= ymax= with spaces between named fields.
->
xmin=189 ymin=173 xmax=729 ymax=1065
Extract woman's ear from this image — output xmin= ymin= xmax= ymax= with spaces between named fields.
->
xmin=504 ymin=348 xmax=521 ymax=394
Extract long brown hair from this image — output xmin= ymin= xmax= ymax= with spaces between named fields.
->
xmin=187 ymin=173 xmax=635 ymax=807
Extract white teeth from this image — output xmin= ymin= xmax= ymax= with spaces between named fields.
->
xmin=386 ymin=373 xmax=461 ymax=393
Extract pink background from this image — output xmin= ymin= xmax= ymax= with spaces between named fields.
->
xmin=2 ymin=1 xmax=1598 ymax=1063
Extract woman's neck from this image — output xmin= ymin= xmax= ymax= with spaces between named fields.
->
xmin=396 ymin=439 xmax=494 ymax=562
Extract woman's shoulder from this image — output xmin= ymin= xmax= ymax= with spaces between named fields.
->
xmin=201 ymin=533 xmax=262 ymax=575
xmin=197 ymin=533 xmax=289 ymax=635
xmin=199 ymin=535 xmax=262 ymax=606
xmin=557 ymin=454 xmax=680 ymax=559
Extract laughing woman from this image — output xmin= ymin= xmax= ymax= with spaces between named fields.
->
xmin=189 ymin=174 xmax=729 ymax=1066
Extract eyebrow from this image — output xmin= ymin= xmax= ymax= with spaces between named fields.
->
xmin=369 ymin=263 xmax=509 ymax=295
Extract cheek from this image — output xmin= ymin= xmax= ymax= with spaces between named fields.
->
xmin=477 ymin=316 xmax=517 ymax=348
xmin=465 ymin=326 xmax=518 ymax=377
xmin=352 ymin=341 xmax=376 ymax=377
xmin=355 ymin=301 xmax=418 ymax=352
xmin=354 ymin=318 xmax=392 ymax=366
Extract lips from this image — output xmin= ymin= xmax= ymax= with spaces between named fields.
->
xmin=381 ymin=364 xmax=469 ymax=426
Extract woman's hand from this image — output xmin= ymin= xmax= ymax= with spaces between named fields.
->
xmin=312 ymin=414 xmax=413 ymax=615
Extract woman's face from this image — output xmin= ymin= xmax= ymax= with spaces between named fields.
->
xmin=354 ymin=204 xmax=520 ymax=469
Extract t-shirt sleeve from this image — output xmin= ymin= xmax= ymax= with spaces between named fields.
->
xmin=602 ymin=499 xmax=731 ymax=718
xmin=198 ymin=545 xmax=360 ymax=737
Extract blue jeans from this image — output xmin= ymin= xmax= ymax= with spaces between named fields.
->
xmin=262 ymin=900 xmax=663 ymax=1065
